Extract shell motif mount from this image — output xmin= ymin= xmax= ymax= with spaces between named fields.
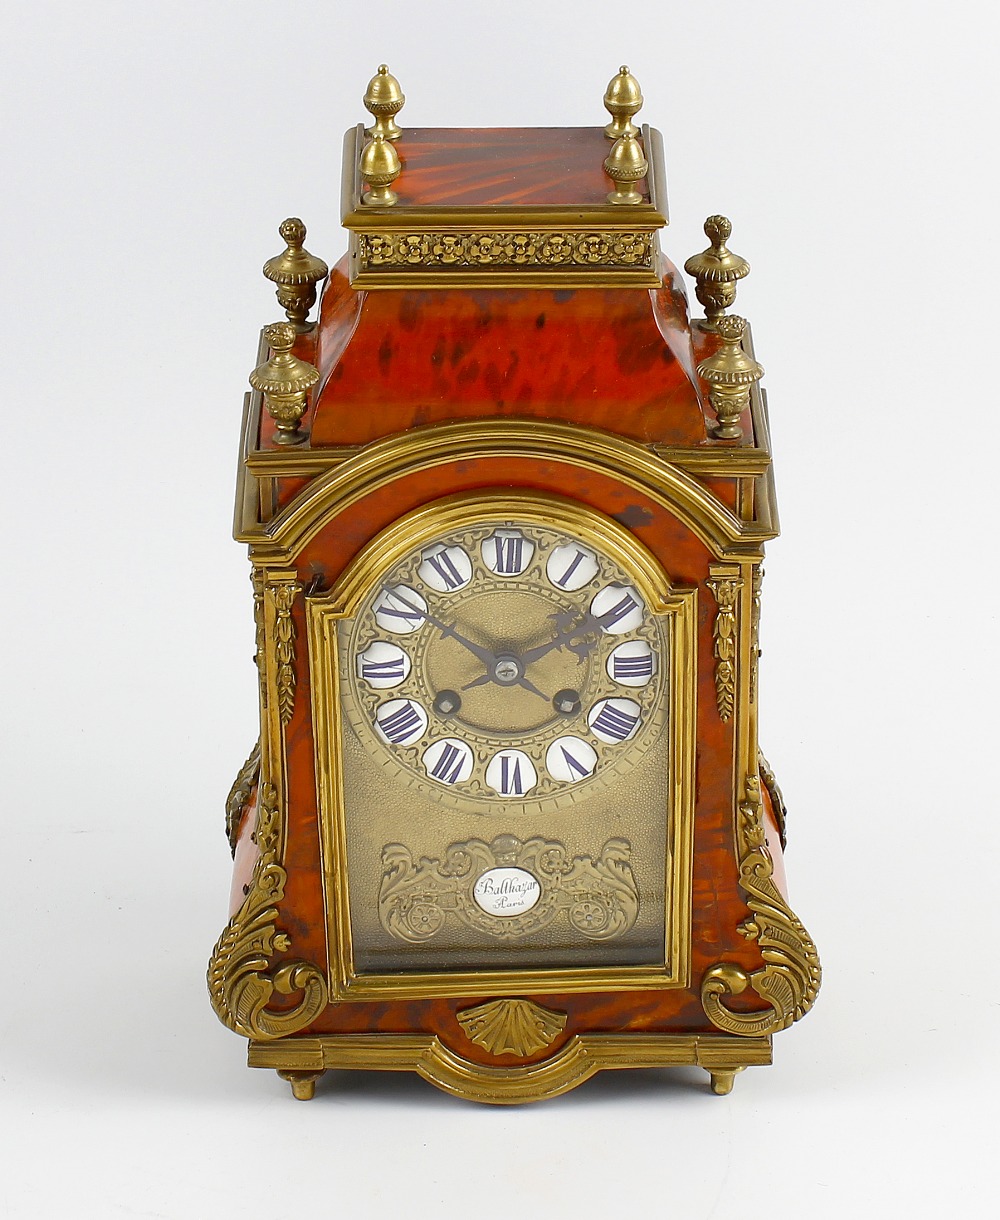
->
xmin=456 ymin=998 xmax=568 ymax=1058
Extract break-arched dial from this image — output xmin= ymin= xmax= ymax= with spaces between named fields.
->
xmin=343 ymin=518 xmax=666 ymax=812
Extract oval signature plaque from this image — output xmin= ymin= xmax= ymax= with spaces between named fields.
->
xmin=472 ymin=867 xmax=540 ymax=917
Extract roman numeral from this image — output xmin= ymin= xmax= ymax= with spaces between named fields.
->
xmin=494 ymin=535 xmax=524 ymax=574
xmin=591 ymin=702 xmax=639 ymax=742
xmin=599 ymin=592 xmax=638 ymax=629
xmin=499 ymin=754 xmax=525 ymax=795
xmin=361 ymin=657 xmax=407 ymax=681
xmin=612 ymin=652 xmax=653 ymax=679
xmin=560 ymin=745 xmax=592 ymax=778
xmin=553 ymin=549 xmax=587 ymax=588
xmin=425 ymin=550 xmax=464 ymax=589
xmin=378 ymin=701 xmax=423 ymax=744
xmin=430 ymin=742 xmax=466 ymax=784
xmin=377 ymin=595 xmax=424 ymax=626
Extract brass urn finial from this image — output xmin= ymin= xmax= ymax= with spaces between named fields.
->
xmin=249 ymin=322 xmax=320 ymax=447
xmin=696 ymin=315 xmax=764 ymax=441
xmin=262 ymin=218 xmax=329 ymax=333
xmin=684 ymin=215 xmax=751 ymax=331
xmin=360 ymin=132 xmax=401 ymax=205
xmin=604 ymin=131 xmax=648 ymax=205
xmin=364 ymin=63 xmax=405 ymax=141
xmin=603 ymin=65 xmax=643 ymax=140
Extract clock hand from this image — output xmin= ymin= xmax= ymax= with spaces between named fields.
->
xmin=460 ymin=671 xmax=549 ymax=702
xmin=382 ymin=586 xmax=497 ymax=668
xmin=520 ymin=610 xmax=607 ymax=666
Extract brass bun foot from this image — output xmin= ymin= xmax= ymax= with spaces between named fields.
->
xmin=277 ymin=1069 xmax=325 ymax=1101
xmin=708 ymin=1067 xmax=745 ymax=1096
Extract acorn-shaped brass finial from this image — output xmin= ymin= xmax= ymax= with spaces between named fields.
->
xmin=696 ymin=315 xmax=764 ymax=440
xmin=603 ymin=66 xmax=643 ymax=140
xmin=360 ymin=132 xmax=401 ymax=205
xmin=249 ymin=322 xmax=320 ymax=447
xmin=262 ymin=218 xmax=329 ymax=333
xmin=604 ymin=131 xmax=648 ymax=205
xmin=364 ymin=64 xmax=405 ymax=141
xmin=684 ymin=215 xmax=751 ymax=331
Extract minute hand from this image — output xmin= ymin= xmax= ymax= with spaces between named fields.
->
xmin=520 ymin=611 xmax=608 ymax=666
xmin=382 ymin=587 xmax=497 ymax=668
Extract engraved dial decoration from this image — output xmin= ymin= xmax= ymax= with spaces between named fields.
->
xmin=344 ymin=519 xmax=666 ymax=812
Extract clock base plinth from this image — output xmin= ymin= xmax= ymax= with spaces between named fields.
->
xmin=249 ymin=1032 xmax=772 ymax=1106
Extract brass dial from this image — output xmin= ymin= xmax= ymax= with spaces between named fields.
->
xmin=343 ymin=519 xmax=666 ymax=813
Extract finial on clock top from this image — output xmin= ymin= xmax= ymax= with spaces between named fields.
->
xmin=249 ymin=322 xmax=320 ymax=447
xmin=604 ymin=131 xmax=648 ymax=205
xmin=262 ymin=218 xmax=329 ymax=333
xmin=364 ymin=64 xmax=405 ymax=141
xmin=604 ymin=66 xmax=643 ymax=139
xmin=360 ymin=132 xmax=401 ymax=206
xmin=696 ymin=314 xmax=764 ymax=441
xmin=684 ymin=215 xmax=751 ymax=331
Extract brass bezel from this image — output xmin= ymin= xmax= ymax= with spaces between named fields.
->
xmin=307 ymin=491 xmax=697 ymax=1001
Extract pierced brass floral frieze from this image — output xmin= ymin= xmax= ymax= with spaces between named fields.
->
xmin=269 ymin=581 xmax=301 ymax=725
xmin=208 ymin=782 xmax=328 ymax=1039
xmin=457 ymin=998 xmax=568 ymax=1058
xmin=225 ymin=740 xmax=261 ymax=855
xmin=701 ymin=775 xmax=820 ymax=1037
xmin=707 ymin=564 xmax=740 ymax=721
xmin=358 ymin=230 xmax=652 ymax=273
xmin=379 ymin=834 xmax=639 ymax=944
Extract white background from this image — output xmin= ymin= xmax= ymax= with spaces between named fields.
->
xmin=2 ymin=1 xmax=997 ymax=1216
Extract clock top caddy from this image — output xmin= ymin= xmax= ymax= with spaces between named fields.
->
xmin=210 ymin=66 xmax=821 ymax=1104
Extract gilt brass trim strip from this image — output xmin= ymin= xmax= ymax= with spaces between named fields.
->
xmin=237 ymin=419 xmax=775 ymax=561
xmin=248 ymin=1032 xmax=772 ymax=1105
xmin=306 ymin=491 xmax=697 ymax=1001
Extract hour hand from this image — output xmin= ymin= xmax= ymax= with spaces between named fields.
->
xmin=520 ymin=612 xmax=602 ymax=666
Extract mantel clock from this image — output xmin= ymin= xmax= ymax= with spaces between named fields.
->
xmin=209 ymin=65 xmax=821 ymax=1104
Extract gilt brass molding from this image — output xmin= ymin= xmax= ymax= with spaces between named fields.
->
xmin=268 ymin=581 xmax=301 ymax=726
xmin=251 ymin=569 xmax=268 ymax=710
xmin=707 ymin=564 xmax=740 ymax=721
xmin=248 ymin=1032 xmax=772 ymax=1105
xmin=749 ymin=563 xmax=763 ymax=704
xmin=307 ymin=491 xmax=697 ymax=1001
xmin=237 ymin=418 xmax=775 ymax=563
xmin=701 ymin=774 xmax=820 ymax=1037
xmin=456 ymin=998 xmax=568 ymax=1058
xmin=379 ymin=835 xmax=640 ymax=944
xmin=208 ymin=782 xmax=329 ymax=1039
xmin=226 ymin=740 xmax=261 ymax=855
xmin=758 ymin=749 xmax=788 ymax=849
